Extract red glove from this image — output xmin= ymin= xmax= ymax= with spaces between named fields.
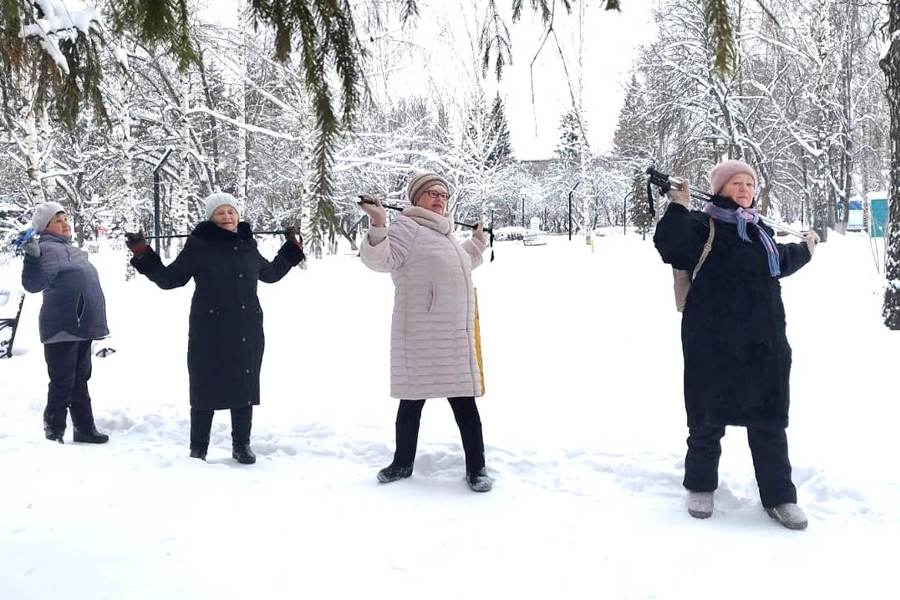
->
xmin=285 ymin=226 xmax=302 ymax=249
xmin=125 ymin=231 xmax=148 ymax=255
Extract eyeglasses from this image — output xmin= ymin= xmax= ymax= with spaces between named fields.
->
xmin=424 ymin=190 xmax=449 ymax=202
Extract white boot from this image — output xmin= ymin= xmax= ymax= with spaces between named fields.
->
xmin=766 ymin=503 xmax=808 ymax=530
xmin=687 ymin=491 xmax=714 ymax=519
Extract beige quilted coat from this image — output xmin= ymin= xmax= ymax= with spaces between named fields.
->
xmin=360 ymin=206 xmax=486 ymax=399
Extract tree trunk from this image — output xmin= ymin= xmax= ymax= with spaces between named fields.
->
xmin=881 ymin=1 xmax=900 ymax=328
xmin=118 ymin=73 xmax=138 ymax=279
xmin=235 ymin=0 xmax=249 ymax=202
xmin=23 ymin=79 xmax=44 ymax=206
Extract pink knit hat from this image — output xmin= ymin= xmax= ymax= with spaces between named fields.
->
xmin=709 ymin=159 xmax=757 ymax=195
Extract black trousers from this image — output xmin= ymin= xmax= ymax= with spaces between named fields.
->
xmin=43 ymin=340 xmax=97 ymax=434
xmin=683 ymin=424 xmax=797 ymax=508
xmin=391 ymin=397 xmax=486 ymax=475
xmin=190 ymin=406 xmax=253 ymax=450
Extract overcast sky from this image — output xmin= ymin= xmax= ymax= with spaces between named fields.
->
xmin=385 ymin=1 xmax=657 ymax=160
xmin=201 ymin=1 xmax=656 ymax=161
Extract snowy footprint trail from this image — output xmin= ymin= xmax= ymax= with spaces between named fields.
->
xmin=2 ymin=233 xmax=900 ymax=599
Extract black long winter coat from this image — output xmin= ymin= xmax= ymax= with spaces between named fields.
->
xmin=653 ymin=201 xmax=811 ymax=428
xmin=132 ymin=221 xmax=304 ymax=410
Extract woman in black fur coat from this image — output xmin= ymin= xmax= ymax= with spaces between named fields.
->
xmin=126 ymin=193 xmax=304 ymax=464
xmin=653 ymin=160 xmax=818 ymax=530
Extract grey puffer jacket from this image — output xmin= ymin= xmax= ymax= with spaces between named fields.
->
xmin=21 ymin=232 xmax=109 ymax=343
xmin=360 ymin=207 xmax=486 ymax=400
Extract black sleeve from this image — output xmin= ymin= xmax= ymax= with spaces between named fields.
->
xmin=777 ymin=242 xmax=812 ymax=279
xmin=131 ymin=240 xmax=197 ymax=289
xmin=258 ymin=241 xmax=304 ymax=284
xmin=652 ymin=203 xmax=710 ymax=271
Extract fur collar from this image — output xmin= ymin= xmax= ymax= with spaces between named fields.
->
xmin=192 ymin=220 xmax=255 ymax=242
xmin=402 ymin=206 xmax=452 ymax=235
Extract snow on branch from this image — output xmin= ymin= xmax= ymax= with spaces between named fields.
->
xmin=18 ymin=0 xmax=101 ymax=74
xmin=184 ymin=107 xmax=303 ymax=142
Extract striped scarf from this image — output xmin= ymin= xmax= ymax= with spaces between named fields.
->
xmin=703 ymin=203 xmax=780 ymax=277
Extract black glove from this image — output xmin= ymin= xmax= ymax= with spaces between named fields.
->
xmin=125 ymin=231 xmax=148 ymax=254
xmin=285 ymin=226 xmax=302 ymax=248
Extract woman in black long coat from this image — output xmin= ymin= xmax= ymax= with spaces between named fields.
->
xmin=653 ymin=160 xmax=818 ymax=530
xmin=126 ymin=193 xmax=304 ymax=464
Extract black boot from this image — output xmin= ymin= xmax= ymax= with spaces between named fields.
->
xmin=230 ymin=406 xmax=255 ymax=464
xmin=190 ymin=408 xmax=213 ymax=461
xmin=44 ymin=427 xmax=65 ymax=444
xmin=377 ymin=463 xmax=413 ymax=483
xmin=70 ymin=402 xmax=109 ymax=444
xmin=232 ymin=442 xmax=256 ymax=465
xmin=73 ymin=429 xmax=109 ymax=444
xmin=43 ymin=409 xmax=67 ymax=444
xmin=466 ymin=467 xmax=493 ymax=492
xmin=450 ymin=397 xmax=492 ymax=492
xmin=378 ymin=400 xmax=424 ymax=484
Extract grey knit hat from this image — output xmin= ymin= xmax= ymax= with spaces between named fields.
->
xmin=204 ymin=192 xmax=242 ymax=219
xmin=406 ymin=172 xmax=450 ymax=206
xmin=31 ymin=201 xmax=66 ymax=233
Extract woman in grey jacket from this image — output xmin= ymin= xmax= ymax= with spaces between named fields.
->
xmin=359 ymin=172 xmax=492 ymax=492
xmin=21 ymin=201 xmax=110 ymax=444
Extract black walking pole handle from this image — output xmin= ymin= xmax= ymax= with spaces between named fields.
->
xmin=357 ymin=195 xmax=493 ymax=234
xmin=140 ymin=229 xmax=293 ymax=241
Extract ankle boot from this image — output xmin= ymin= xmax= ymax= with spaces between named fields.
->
xmin=190 ymin=409 xmax=213 ymax=461
xmin=43 ymin=409 xmax=67 ymax=444
xmin=70 ymin=403 xmax=109 ymax=443
xmin=73 ymin=427 xmax=109 ymax=444
xmin=466 ymin=467 xmax=493 ymax=492
xmin=44 ymin=428 xmax=65 ymax=444
xmin=377 ymin=463 xmax=413 ymax=483
xmin=232 ymin=442 xmax=256 ymax=465
xmin=377 ymin=409 xmax=422 ymax=483
xmin=456 ymin=413 xmax=488 ymax=490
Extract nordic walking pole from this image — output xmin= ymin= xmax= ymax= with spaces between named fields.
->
xmin=141 ymin=230 xmax=294 ymax=241
xmin=645 ymin=167 xmax=807 ymax=240
xmin=357 ymin=195 xmax=495 ymax=261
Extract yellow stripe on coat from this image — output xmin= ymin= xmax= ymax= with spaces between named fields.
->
xmin=474 ymin=287 xmax=485 ymax=393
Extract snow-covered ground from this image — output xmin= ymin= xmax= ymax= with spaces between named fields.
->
xmin=1 ymin=231 xmax=899 ymax=599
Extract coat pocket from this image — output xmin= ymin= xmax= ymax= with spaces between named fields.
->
xmin=426 ymin=282 xmax=436 ymax=313
xmin=75 ymin=293 xmax=86 ymax=328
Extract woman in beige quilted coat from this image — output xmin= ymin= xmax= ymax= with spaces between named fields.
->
xmin=359 ymin=171 xmax=492 ymax=492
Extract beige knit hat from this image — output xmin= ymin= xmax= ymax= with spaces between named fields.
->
xmin=406 ymin=172 xmax=449 ymax=206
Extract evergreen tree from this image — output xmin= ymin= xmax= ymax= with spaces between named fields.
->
xmin=486 ymin=94 xmax=512 ymax=167
xmin=628 ymin=172 xmax=654 ymax=239
xmin=555 ymin=109 xmax=588 ymax=167
xmin=613 ymin=74 xmax=653 ymax=165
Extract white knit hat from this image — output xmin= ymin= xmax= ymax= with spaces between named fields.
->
xmin=204 ymin=192 xmax=242 ymax=219
xmin=31 ymin=201 xmax=66 ymax=233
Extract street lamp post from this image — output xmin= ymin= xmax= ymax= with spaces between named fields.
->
xmin=567 ymin=181 xmax=581 ymax=241
xmin=152 ymin=147 xmax=174 ymax=254
xmin=520 ymin=187 xmax=527 ymax=228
